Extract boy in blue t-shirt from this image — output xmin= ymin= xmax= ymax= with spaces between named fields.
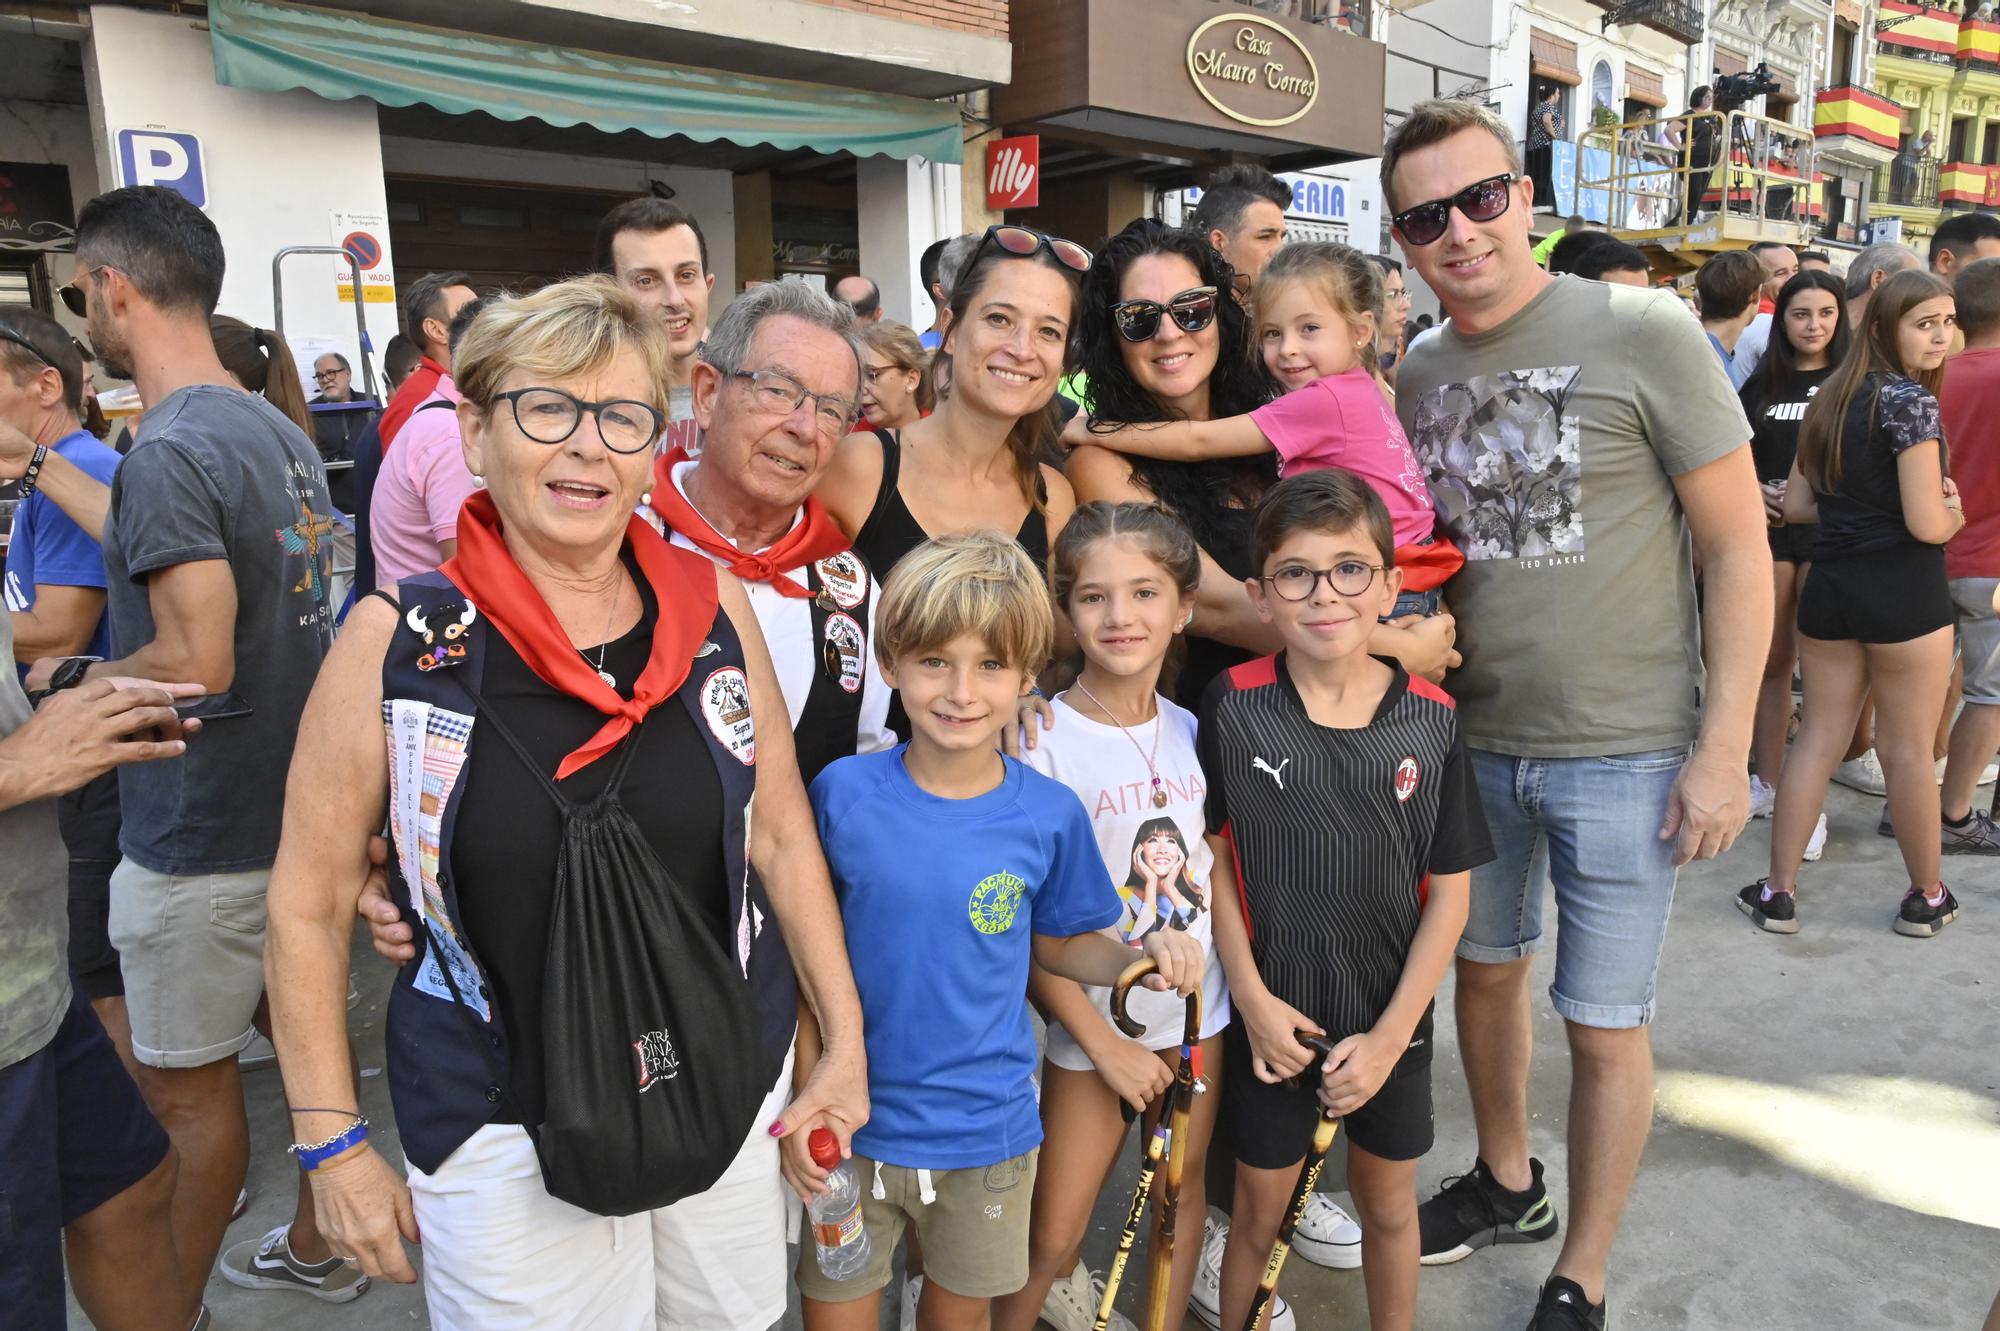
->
xmin=792 ymin=532 xmax=1204 ymax=1326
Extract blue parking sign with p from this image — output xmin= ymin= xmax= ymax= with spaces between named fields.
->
xmin=117 ymin=130 xmax=206 ymax=207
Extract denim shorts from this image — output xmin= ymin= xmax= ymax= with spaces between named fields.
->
xmin=1458 ymin=747 xmax=1688 ymax=1029
xmin=1385 ymin=588 xmax=1442 ymax=621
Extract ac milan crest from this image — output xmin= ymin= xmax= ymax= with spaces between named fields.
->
xmin=1394 ymin=756 xmax=1420 ymax=803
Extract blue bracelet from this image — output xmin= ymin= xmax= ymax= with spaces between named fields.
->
xmin=289 ymin=1116 xmax=369 ymax=1171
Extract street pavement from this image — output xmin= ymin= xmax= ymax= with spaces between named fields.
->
xmin=81 ymin=779 xmax=1997 ymax=1330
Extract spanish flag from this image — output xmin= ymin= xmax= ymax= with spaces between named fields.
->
xmin=1879 ymin=0 xmax=1960 ymax=57
xmin=1813 ymin=86 xmax=1900 ymax=150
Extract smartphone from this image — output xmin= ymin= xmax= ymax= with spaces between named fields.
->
xmin=173 ymin=693 xmax=254 ymax=722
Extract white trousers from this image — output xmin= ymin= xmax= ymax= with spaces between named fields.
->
xmin=407 ymin=1060 xmax=793 ymax=1330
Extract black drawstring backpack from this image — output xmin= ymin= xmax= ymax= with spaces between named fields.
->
xmin=436 ymin=677 xmax=778 ymax=1216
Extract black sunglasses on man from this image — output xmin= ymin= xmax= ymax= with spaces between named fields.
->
xmin=1390 ymin=173 xmax=1518 ymax=247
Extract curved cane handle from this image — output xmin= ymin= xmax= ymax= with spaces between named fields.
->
xmin=1110 ymin=957 xmax=1157 ymax=1038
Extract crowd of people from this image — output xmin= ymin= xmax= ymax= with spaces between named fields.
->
xmin=1 ymin=92 xmax=1995 ymax=1331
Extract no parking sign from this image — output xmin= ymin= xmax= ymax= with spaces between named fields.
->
xmin=331 ymin=211 xmax=395 ymax=304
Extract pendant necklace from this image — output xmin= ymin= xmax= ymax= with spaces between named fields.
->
xmin=578 ymin=583 xmax=623 ymax=690
xmin=1073 ymin=679 xmax=1169 ymax=808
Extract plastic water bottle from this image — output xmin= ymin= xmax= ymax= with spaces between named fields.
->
xmin=807 ymin=1128 xmax=873 ymax=1280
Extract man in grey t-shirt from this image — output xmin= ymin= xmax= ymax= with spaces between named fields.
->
xmin=0 ymin=598 xmax=197 ymax=1329
xmin=1381 ymin=102 xmax=1771 ymax=1329
xmin=32 ymin=186 xmax=353 ymax=1307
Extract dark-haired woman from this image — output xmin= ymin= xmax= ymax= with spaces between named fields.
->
xmin=1066 ymin=219 xmax=1456 ymax=708
xmin=211 ymin=316 xmax=316 ymax=438
xmin=1740 ymin=269 xmax=1966 ymax=938
xmin=819 ymin=227 xmax=1081 ymax=586
xmin=1739 ymin=269 xmax=1849 ymax=861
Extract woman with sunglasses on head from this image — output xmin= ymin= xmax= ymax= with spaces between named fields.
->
xmin=263 ymin=276 xmax=866 ymax=1326
xmin=817 ymin=226 xmax=1085 ymax=598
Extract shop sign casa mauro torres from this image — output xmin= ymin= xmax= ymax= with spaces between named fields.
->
xmin=993 ymin=0 xmax=1383 ymax=167
xmin=1186 ymin=14 xmax=1319 ymax=128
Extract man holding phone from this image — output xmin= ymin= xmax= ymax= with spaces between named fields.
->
xmin=18 ymin=186 xmax=343 ymax=1308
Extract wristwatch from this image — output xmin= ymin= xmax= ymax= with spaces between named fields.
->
xmin=26 ymin=655 xmax=96 ymax=708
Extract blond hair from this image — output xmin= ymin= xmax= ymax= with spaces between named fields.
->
xmin=453 ymin=275 xmax=672 ymax=418
xmin=858 ymin=319 xmax=936 ymax=413
xmin=1254 ymin=243 xmax=1384 ymax=342
xmin=874 ymin=532 xmax=1053 ymax=673
xmin=1381 ymin=100 xmax=1523 ymax=212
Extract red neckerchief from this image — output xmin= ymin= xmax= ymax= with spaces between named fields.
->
xmin=378 ymin=356 xmax=448 ymax=453
xmin=646 ymin=448 xmax=850 ymax=599
xmin=441 ymin=489 xmax=719 ymax=779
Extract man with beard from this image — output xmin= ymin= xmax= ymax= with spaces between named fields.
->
xmin=30 ymin=185 xmax=349 ymax=1314
xmin=1382 ymin=100 xmax=1770 ymax=1331
xmin=595 ymin=195 xmax=714 ymax=455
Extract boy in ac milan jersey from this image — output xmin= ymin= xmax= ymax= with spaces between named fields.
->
xmin=1201 ymin=470 xmax=1492 ymax=1331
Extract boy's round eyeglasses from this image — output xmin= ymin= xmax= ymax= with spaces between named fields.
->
xmin=1262 ymin=562 xmax=1389 ymax=601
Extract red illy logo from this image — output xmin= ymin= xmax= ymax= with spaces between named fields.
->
xmin=1394 ymin=756 xmax=1420 ymax=802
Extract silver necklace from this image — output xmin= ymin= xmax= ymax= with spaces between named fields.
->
xmin=578 ymin=583 xmax=622 ymax=689
xmin=1072 ymin=679 xmax=1168 ymax=808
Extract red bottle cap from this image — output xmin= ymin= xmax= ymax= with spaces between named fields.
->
xmin=808 ymin=1128 xmax=841 ymax=1170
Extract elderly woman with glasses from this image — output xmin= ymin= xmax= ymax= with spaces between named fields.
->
xmin=263 ymin=276 xmax=867 ymax=1328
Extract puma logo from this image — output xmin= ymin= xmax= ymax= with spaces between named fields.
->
xmin=1252 ymin=756 xmax=1290 ymax=789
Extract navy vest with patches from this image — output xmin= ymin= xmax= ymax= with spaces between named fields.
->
xmin=379 ymin=569 xmax=796 ymax=1174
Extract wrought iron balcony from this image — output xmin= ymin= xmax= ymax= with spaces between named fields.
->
xmin=1224 ymin=0 xmax=1373 ymax=36
xmin=1599 ymin=0 xmax=1704 ymax=46
xmin=1875 ymin=153 xmax=1942 ymax=208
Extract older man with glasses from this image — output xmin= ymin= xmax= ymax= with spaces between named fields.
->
xmin=309 ymin=353 xmax=359 ymax=405
xmin=1381 ymin=100 xmax=1771 ymax=1331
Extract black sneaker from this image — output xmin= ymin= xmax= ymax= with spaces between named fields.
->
xmin=1894 ymin=885 xmax=1960 ymax=938
xmin=1736 ymin=880 xmax=1798 ymax=934
xmin=1527 ymin=1276 xmax=1606 ymax=1330
xmin=1417 ymin=1157 xmax=1558 ymax=1266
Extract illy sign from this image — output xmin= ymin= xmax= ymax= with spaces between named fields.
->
xmin=986 ymin=135 xmax=1040 ymax=211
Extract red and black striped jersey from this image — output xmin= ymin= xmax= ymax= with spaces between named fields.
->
xmin=1201 ymin=653 xmax=1493 ymax=1045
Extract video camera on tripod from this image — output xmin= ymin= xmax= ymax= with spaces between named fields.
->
xmin=1712 ymin=62 xmax=1781 ymax=113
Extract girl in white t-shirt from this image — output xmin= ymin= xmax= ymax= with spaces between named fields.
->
xmin=990 ymin=501 xmax=1234 ymax=1331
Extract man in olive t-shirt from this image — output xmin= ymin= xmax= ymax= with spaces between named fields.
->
xmin=1381 ymin=102 xmax=1771 ymax=1330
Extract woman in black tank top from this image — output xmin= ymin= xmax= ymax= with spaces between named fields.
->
xmin=820 ymin=228 xmax=1086 ymax=590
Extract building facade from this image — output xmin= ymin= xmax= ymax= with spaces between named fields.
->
xmin=1868 ymin=0 xmax=2000 ymax=252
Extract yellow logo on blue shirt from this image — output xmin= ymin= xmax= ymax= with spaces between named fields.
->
xmin=968 ymin=871 xmax=1027 ymax=935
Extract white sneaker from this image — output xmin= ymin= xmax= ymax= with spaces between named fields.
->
xmin=899 ymin=1275 xmax=921 ymax=1331
xmin=1748 ymin=775 xmax=1776 ymax=819
xmin=1802 ymin=812 xmax=1828 ymax=863
xmin=1291 ymin=1193 xmax=1363 ymax=1269
xmin=1832 ymin=749 xmax=1888 ymax=796
xmin=1039 ymin=1259 xmax=1135 ymax=1331
xmin=1190 ymin=1217 xmax=1296 ymax=1331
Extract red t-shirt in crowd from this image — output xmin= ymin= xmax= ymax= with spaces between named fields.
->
xmin=1941 ymin=344 xmax=2000 ymax=580
xmin=377 ymin=355 xmax=448 ymax=455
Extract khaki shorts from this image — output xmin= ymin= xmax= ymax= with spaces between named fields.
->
xmin=1952 ymin=578 xmax=2000 ymax=705
xmin=794 ymin=1149 xmax=1037 ymax=1302
xmin=107 ymin=859 xmax=269 ymax=1069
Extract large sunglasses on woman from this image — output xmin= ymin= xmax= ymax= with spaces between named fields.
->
xmin=1109 ymin=286 xmax=1220 ymax=343
xmin=970 ymin=224 xmax=1093 ymax=274
xmin=1390 ymin=172 xmax=1517 ymax=247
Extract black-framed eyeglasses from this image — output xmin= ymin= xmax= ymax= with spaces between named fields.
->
xmin=58 ymin=266 xmax=114 ymax=319
xmin=0 ymin=325 xmax=55 ymax=373
xmin=732 ymin=368 xmax=859 ymax=436
xmin=970 ymin=225 xmax=1093 ymax=276
xmin=491 ymin=387 xmax=662 ymax=455
xmin=1262 ymin=561 xmax=1388 ymax=601
xmin=1110 ymin=286 xmax=1220 ymax=343
xmin=1391 ymin=173 xmax=1517 ymax=247
xmin=314 ymin=367 xmax=348 ymax=382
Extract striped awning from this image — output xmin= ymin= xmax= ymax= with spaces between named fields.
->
xmin=1531 ymin=30 xmax=1581 ymax=86
xmin=1713 ymin=47 xmax=1748 ymax=77
xmin=1626 ymin=65 xmax=1666 ymax=107
xmin=1879 ymin=0 xmax=1960 ymax=57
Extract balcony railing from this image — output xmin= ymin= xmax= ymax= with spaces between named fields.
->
xmin=1598 ymin=0 xmax=1704 ymax=44
xmin=1876 ymin=154 xmax=1942 ymax=207
xmin=1223 ymin=0 xmax=1372 ymax=36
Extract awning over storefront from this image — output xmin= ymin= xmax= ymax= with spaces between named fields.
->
xmin=1530 ymin=31 xmax=1582 ymax=87
xmin=206 ymin=0 xmax=964 ymax=164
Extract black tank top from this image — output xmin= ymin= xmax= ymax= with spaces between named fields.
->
xmin=1172 ymin=499 xmax=1258 ymax=711
xmin=851 ymin=429 xmax=1050 ymax=585
xmin=449 ymin=575 xmax=726 ymax=1126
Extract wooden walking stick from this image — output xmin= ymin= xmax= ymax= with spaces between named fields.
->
xmin=1243 ymin=1033 xmax=1341 ymax=1331
xmin=1093 ymin=956 xmax=1205 ymax=1331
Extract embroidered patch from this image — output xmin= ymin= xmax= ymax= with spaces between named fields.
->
xmin=968 ymin=870 xmax=1027 ymax=935
xmin=406 ymin=600 xmax=477 ymax=673
xmin=823 ymin=612 xmax=865 ymax=695
xmin=1394 ymin=756 xmax=1421 ymax=803
xmin=700 ymin=666 xmax=757 ymax=765
xmin=814 ymin=552 xmax=867 ymax=609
